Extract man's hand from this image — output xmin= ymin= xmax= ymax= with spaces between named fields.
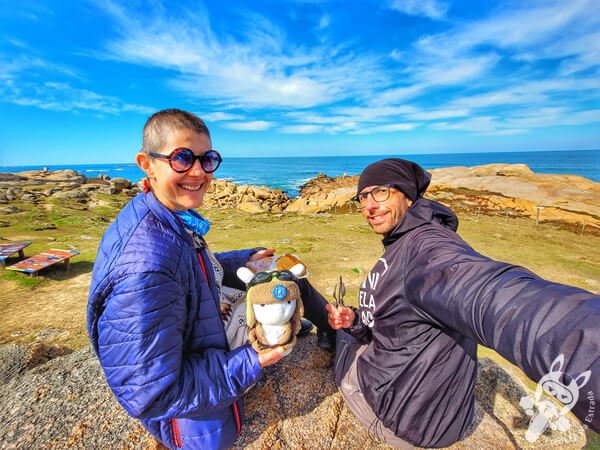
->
xmin=249 ymin=248 xmax=276 ymax=262
xmin=257 ymin=346 xmax=286 ymax=368
xmin=326 ymin=303 xmax=355 ymax=329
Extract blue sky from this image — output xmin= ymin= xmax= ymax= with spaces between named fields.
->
xmin=1 ymin=0 xmax=599 ymax=165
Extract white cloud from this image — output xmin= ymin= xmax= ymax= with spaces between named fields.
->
xmin=280 ymin=124 xmax=324 ymax=134
xmin=387 ymin=0 xmax=448 ymax=20
xmin=408 ymin=108 xmax=469 ymax=120
xmin=0 ymin=54 xmax=153 ymax=115
xmin=433 ymin=116 xmax=502 ymax=133
xmin=96 ymin=1 xmax=387 ymax=109
xmin=389 ymin=49 xmax=403 ymax=61
xmin=373 ymin=84 xmax=428 ymax=105
xmin=478 ymin=129 xmax=527 ymax=136
xmin=0 ymin=80 xmax=153 ymax=115
xmin=333 ymin=105 xmax=417 ymax=121
xmin=351 ymin=123 xmax=417 ymax=134
xmin=410 ymin=54 xmax=499 ymax=86
xmin=201 ymin=111 xmax=245 ymax=122
xmin=318 ymin=14 xmax=330 ymax=29
xmin=222 ymin=120 xmax=274 ymax=131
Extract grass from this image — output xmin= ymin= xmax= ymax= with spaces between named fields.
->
xmin=1 ymin=196 xmax=599 ymax=446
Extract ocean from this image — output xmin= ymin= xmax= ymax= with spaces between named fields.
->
xmin=2 ymin=149 xmax=598 ymax=198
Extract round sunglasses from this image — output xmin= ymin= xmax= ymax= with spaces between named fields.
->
xmin=248 ymin=270 xmax=296 ymax=288
xmin=150 ymin=148 xmax=222 ymax=173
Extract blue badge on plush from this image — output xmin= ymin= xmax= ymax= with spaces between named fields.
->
xmin=272 ymin=285 xmax=287 ymax=300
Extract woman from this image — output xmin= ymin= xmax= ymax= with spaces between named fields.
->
xmin=87 ymin=109 xmax=333 ymax=449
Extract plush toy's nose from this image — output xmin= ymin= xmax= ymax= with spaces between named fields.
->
xmin=272 ymin=284 xmax=288 ymax=300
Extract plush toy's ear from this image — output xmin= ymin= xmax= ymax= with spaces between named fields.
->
xmin=237 ymin=267 xmax=255 ymax=285
xmin=289 ymin=263 xmax=305 ymax=278
xmin=246 ymin=290 xmax=256 ymax=328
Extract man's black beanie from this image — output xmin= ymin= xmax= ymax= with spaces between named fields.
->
xmin=357 ymin=158 xmax=432 ymax=201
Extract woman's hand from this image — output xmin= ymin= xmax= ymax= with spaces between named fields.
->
xmin=326 ymin=303 xmax=355 ymax=329
xmin=257 ymin=346 xmax=286 ymax=367
xmin=249 ymin=248 xmax=276 ymax=262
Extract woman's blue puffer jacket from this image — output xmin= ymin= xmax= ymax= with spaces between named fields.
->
xmin=87 ymin=191 xmax=262 ymax=449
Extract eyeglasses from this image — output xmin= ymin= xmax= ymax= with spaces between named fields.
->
xmin=351 ymin=184 xmax=395 ymax=209
xmin=149 ymin=148 xmax=222 ymax=173
xmin=248 ymin=270 xmax=296 ymax=288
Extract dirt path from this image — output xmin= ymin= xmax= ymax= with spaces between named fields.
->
xmin=0 ymin=272 xmax=92 ymax=348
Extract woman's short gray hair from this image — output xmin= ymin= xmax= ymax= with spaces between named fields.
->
xmin=141 ymin=109 xmax=211 ymax=155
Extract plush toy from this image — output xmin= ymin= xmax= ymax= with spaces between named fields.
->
xmin=237 ymin=263 xmax=305 ymax=355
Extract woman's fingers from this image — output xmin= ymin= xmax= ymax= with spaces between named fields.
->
xmin=249 ymin=248 xmax=276 ymax=261
xmin=258 ymin=346 xmax=285 ymax=368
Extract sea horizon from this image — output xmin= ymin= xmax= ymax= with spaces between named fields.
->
xmin=2 ymin=149 xmax=599 ymax=197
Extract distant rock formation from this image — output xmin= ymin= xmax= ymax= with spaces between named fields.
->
xmin=285 ymin=165 xmax=600 ymax=235
xmin=2 ymin=165 xmax=599 ymax=233
xmin=0 ymin=170 xmax=289 ymax=214
xmin=203 ymin=179 xmax=291 ymax=213
xmin=286 ymin=174 xmax=356 ymax=214
xmin=0 ymin=169 xmax=139 ymax=206
xmin=0 ymin=339 xmax=587 ymax=449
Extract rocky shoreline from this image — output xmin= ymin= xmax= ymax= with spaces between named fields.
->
xmin=1 ymin=163 xmax=599 ymax=234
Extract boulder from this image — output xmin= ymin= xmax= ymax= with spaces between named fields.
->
xmin=20 ymin=192 xmax=37 ymax=202
xmin=109 ymin=177 xmax=131 ymax=191
xmin=239 ymin=201 xmax=267 ymax=214
xmin=0 ymin=205 xmax=21 ymax=214
xmin=0 ymin=339 xmax=588 ymax=449
xmin=53 ymin=189 xmax=88 ymax=199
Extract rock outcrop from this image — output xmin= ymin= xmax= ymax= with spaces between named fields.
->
xmin=284 ymin=165 xmax=600 ymax=235
xmin=203 ymin=179 xmax=290 ymax=214
xmin=2 ymin=165 xmax=599 ymax=233
xmin=0 ymin=170 xmax=290 ymax=214
xmin=287 ymin=174 xmax=357 ymax=214
xmin=0 ymin=338 xmax=588 ymax=449
xmin=0 ymin=169 xmax=139 ymax=208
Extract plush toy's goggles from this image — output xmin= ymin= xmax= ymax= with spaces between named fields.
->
xmin=248 ymin=270 xmax=296 ymax=288
xmin=150 ymin=148 xmax=222 ymax=173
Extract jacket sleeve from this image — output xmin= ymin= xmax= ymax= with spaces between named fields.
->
xmin=404 ymin=226 xmax=600 ymax=433
xmin=97 ymin=271 xmax=262 ymax=421
xmin=215 ymin=248 xmax=259 ymax=290
xmin=345 ymin=307 xmax=373 ymax=343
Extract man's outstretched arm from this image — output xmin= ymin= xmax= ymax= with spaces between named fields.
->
xmin=405 ymin=226 xmax=600 ymax=433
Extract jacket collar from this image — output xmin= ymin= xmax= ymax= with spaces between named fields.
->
xmin=382 ymin=197 xmax=459 ymax=247
xmin=142 ymin=191 xmax=193 ymax=243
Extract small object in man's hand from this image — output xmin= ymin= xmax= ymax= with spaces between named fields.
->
xmin=332 ymin=276 xmax=346 ymax=308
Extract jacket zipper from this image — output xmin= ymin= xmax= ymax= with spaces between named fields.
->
xmin=197 ymin=250 xmax=242 ymax=435
xmin=171 ymin=418 xmax=182 ymax=448
xmin=197 ymin=251 xmax=210 ymax=287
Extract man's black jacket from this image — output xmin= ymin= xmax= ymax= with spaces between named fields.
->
xmin=348 ymin=197 xmax=599 ymax=447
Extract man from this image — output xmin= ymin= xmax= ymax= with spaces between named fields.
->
xmin=326 ymin=158 xmax=599 ymax=448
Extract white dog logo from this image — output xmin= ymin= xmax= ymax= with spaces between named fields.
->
xmin=520 ymin=354 xmax=591 ymax=442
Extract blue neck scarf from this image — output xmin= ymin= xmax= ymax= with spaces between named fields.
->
xmin=173 ymin=209 xmax=211 ymax=236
